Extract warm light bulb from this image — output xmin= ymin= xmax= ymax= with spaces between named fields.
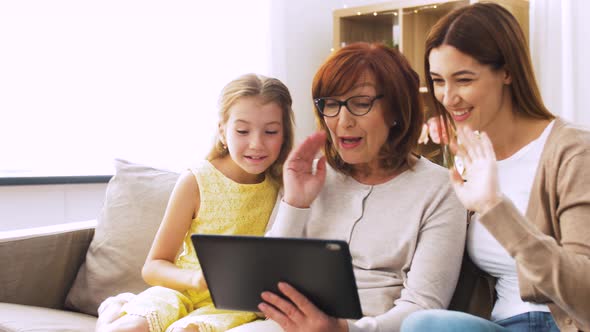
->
xmin=393 ymin=12 xmax=398 ymax=16
xmin=356 ymin=11 xmax=361 ymax=15
xmin=434 ymin=5 xmax=437 ymax=8
xmin=414 ymin=9 xmax=418 ymax=13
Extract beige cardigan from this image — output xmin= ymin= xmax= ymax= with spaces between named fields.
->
xmin=476 ymin=117 xmax=590 ymax=331
xmin=269 ymin=157 xmax=466 ymax=332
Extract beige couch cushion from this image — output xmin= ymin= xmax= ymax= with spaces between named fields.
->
xmin=65 ymin=159 xmax=179 ymax=315
xmin=0 ymin=221 xmax=94 ymax=310
xmin=0 ymin=303 xmax=96 ymax=332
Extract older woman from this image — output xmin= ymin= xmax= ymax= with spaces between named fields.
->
xmin=229 ymin=42 xmax=466 ymax=332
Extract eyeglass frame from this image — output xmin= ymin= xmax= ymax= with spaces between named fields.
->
xmin=313 ymin=94 xmax=384 ymax=117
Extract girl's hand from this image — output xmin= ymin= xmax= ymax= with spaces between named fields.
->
xmin=282 ymin=132 xmax=327 ymax=208
xmin=258 ymin=282 xmax=348 ymax=332
xmin=450 ymin=126 xmax=503 ymax=214
xmin=190 ymin=269 xmax=208 ymax=292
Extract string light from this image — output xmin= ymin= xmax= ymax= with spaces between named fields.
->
xmin=346 ymin=4 xmax=441 ymax=18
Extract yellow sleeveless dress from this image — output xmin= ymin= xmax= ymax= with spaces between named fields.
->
xmin=121 ymin=161 xmax=279 ymax=332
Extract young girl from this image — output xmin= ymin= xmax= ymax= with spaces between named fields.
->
xmin=96 ymin=73 xmax=295 ymax=332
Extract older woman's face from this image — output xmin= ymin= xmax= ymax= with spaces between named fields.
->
xmin=323 ymin=72 xmax=390 ymax=171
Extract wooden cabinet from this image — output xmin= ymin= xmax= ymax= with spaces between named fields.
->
xmin=334 ymin=0 xmax=528 ymax=89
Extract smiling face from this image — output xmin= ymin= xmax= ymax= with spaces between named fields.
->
xmin=221 ymin=96 xmax=284 ymax=183
xmin=428 ymin=44 xmax=512 ymax=133
xmin=323 ymin=71 xmax=390 ymax=173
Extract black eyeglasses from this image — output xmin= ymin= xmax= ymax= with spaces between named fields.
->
xmin=314 ymin=95 xmax=384 ymax=117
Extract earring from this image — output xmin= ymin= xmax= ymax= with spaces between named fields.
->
xmin=391 ymin=120 xmax=398 ymax=127
xmin=218 ymin=141 xmax=227 ymax=152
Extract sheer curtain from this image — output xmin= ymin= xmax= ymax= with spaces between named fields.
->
xmin=530 ymin=0 xmax=590 ymax=126
xmin=0 ymin=0 xmax=272 ymax=175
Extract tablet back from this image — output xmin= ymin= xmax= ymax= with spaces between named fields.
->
xmin=191 ymin=234 xmax=363 ymax=319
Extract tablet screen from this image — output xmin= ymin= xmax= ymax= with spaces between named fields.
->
xmin=191 ymin=234 xmax=363 ymax=319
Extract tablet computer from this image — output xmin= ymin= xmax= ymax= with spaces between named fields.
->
xmin=191 ymin=234 xmax=363 ymax=319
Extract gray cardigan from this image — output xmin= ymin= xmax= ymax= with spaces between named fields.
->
xmin=268 ymin=157 xmax=467 ymax=332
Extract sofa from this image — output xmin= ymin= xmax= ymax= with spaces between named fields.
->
xmin=0 ymin=159 xmax=180 ymax=331
xmin=0 ymin=159 xmax=486 ymax=332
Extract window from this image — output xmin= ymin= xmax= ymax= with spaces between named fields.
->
xmin=0 ymin=0 xmax=272 ymax=176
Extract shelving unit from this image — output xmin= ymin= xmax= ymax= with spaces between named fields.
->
xmin=333 ymin=0 xmax=529 ymax=95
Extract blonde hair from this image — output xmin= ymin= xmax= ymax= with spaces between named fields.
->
xmin=207 ymin=73 xmax=295 ymax=184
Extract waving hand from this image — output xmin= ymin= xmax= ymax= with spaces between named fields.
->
xmin=282 ymin=132 xmax=327 ymax=208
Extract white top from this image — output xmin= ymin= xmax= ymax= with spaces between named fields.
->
xmin=268 ymin=158 xmax=466 ymax=332
xmin=468 ymin=121 xmax=555 ymax=321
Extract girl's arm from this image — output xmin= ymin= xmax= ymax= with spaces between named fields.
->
xmin=141 ymin=170 xmax=205 ymax=292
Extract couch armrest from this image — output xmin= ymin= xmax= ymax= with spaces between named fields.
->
xmin=0 ymin=220 xmax=96 ymax=310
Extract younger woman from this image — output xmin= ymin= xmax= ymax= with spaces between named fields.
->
xmin=96 ymin=73 xmax=295 ymax=332
xmin=403 ymin=3 xmax=590 ymax=332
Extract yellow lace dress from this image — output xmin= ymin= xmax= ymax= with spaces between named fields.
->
xmin=120 ymin=161 xmax=279 ymax=332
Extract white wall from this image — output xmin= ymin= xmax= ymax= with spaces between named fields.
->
xmin=271 ymin=0 xmax=342 ymax=141
xmin=571 ymin=1 xmax=590 ymax=126
xmin=530 ymin=0 xmax=590 ymax=126
xmin=0 ymin=0 xmax=342 ymax=231
xmin=0 ymin=183 xmax=107 ymax=231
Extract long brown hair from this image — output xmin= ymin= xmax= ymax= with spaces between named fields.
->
xmin=312 ymin=42 xmax=423 ymax=176
xmin=207 ymin=73 xmax=295 ymax=184
xmin=424 ymin=2 xmax=553 ymax=127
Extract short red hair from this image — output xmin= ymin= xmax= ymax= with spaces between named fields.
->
xmin=312 ymin=42 xmax=423 ymax=175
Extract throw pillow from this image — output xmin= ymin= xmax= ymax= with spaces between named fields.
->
xmin=65 ymin=159 xmax=179 ymax=315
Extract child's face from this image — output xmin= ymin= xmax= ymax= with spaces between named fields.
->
xmin=221 ymin=96 xmax=284 ymax=180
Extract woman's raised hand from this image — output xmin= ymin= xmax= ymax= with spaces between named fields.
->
xmin=282 ymin=131 xmax=327 ymax=208
xmin=449 ymin=126 xmax=503 ymax=214
xmin=418 ymin=115 xmax=450 ymax=145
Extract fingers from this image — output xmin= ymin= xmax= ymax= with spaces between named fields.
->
xmin=258 ymin=299 xmax=294 ymax=329
xmin=288 ymin=131 xmax=327 ymax=163
xmin=449 ymin=167 xmax=464 ymax=186
xmin=456 ymin=126 xmax=485 ymax=163
xmin=258 ymin=282 xmax=324 ymax=327
xmin=450 ymin=140 xmax=471 ymax=168
xmin=418 ymin=123 xmax=429 ymax=144
xmin=277 ymin=282 xmax=320 ymax=317
xmin=427 ymin=117 xmax=441 ymax=144
xmin=315 ymin=156 xmax=327 ymax=177
xmin=259 ymin=289 xmax=304 ymax=327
